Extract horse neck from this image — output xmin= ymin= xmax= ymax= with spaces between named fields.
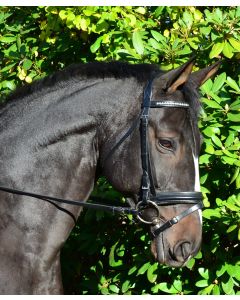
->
xmin=0 ymin=76 xmax=142 ymax=200
xmin=0 ymin=76 xmax=143 ymax=289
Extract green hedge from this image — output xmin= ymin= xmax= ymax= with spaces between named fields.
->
xmin=0 ymin=6 xmax=239 ymax=295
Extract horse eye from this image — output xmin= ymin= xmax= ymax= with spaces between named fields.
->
xmin=159 ymin=139 xmax=173 ymax=150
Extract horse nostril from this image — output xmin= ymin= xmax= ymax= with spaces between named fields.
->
xmin=171 ymin=241 xmax=192 ymax=262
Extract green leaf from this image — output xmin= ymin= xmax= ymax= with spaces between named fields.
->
xmin=230 ymin=98 xmax=240 ymax=110
xmin=222 ymin=149 xmax=238 ymax=159
xmin=228 ymin=37 xmax=240 ymax=51
xmin=183 ymin=11 xmax=193 ymax=28
xmin=100 ymin=287 xmax=109 ymax=295
xmin=109 ymin=284 xmax=119 ymax=294
xmin=222 ymin=41 xmax=234 ymax=58
xmin=200 ymin=172 xmax=208 ymax=184
xmin=225 ymin=201 xmax=239 ymax=212
xmin=127 ymin=14 xmax=137 ymax=27
xmin=216 ymin=264 xmax=227 ymax=277
xmin=109 ymin=242 xmax=123 ymax=267
xmin=137 ymin=262 xmax=150 ymax=275
xmin=230 ymin=167 xmax=240 ymax=184
xmin=199 ymin=154 xmax=211 ymax=164
xmin=132 ymin=31 xmax=144 ymax=55
xmin=16 ymin=34 xmax=21 ymax=51
xmin=176 ymin=45 xmax=192 ymax=55
xmin=83 ymin=9 xmax=94 ymax=17
xmin=236 ymin=173 xmax=240 ymax=189
xmin=211 ymin=135 xmax=223 ymax=148
xmin=227 ymin=113 xmax=240 ymax=122
xmin=0 ymin=62 xmax=17 ymax=73
xmin=212 ymin=72 xmax=226 ymax=92
xmin=203 ymin=209 xmax=221 ymax=219
xmin=201 ymin=78 xmax=213 ymax=93
xmin=221 ymin=277 xmax=234 ymax=294
xmin=201 ymin=186 xmax=210 ymax=194
xmin=200 ymin=284 xmax=214 ymax=295
xmin=149 ymin=38 xmax=161 ymax=50
xmin=225 ymin=132 xmax=236 ymax=147
xmin=195 ymin=251 xmax=202 ymax=259
xmin=203 ymin=126 xmax=220 ymax=137
xmin=23 ymin=59 xmax=32 ymax=71
xmin=135 ymin=7 xmax=146 ymax=14
xmin=90 ymin=36 xmax=103 ymax=53
xmin=222 ymin=156 xmax=236 ymax=165
xmin=226 ymin=224 xmax=237 ymax=233
xmin=173 ymin=279 xmax=182 ymax=292
xmin=0 ymin=34 xmax=16 ymax=43
xmin=2 ymin=80 xmax=16 ymax=91
xmin=214 ymin=8 xmax=223 ymax=22
xmin=213 ymin=285 xmax=220 ymax=295
xmin=147 ymin=263 xmax=158 ymax=283
xmin=154 ymin=282 xmax=178 ymax=294
xmin=200 ymin=26 xmax=211 ymax=35
xmin=151 ymin=30 xmax=165 ymax=42
xmin=208 ymin=91 xmax=223 ymax=104
xmin=221 ymin=264 xmax=238 ymax=278
xmin=128 ymin=265 xmax=137 ymax=275
xmin=196 ymin=279 xmax=209 ymax=287
xmin=202 ymin=98 xmax=222 ymax=109
xmin=121 ymin=280 xmax=131 ymax=293
xmin=187 ymin=37 xmax=199 ymax=50
xmin=95 ymin=20 xmax=109 ymax=33
xmin=205 ymin=143 xmax=215 ymax=154
xmin=198 ymin=268 xmax=209 ymax=280
xmin=209 ymin=42 xmax=224 ymax=59
xmin=226 ymin=77 xmax=240 ymax=92
xmin=234 ymin=160 xmax=240 ymax=167
xmin=186 ymin=257 xmax=195 ymax=269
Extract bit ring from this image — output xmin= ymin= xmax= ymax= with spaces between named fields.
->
xmin=136 ymin=200 xmax=160 ymax=225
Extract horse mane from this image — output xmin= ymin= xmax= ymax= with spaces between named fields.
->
xmin=1 ymin=61 xmax=200 ymax=120
xmin=5 ymin=62 xmax=161 ymax=102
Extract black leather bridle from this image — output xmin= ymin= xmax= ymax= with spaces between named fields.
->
xmin=135 ymin=79 xmax=203 ymax=236
xmin=0 ymin=78 xmax=203 ymax=236
xmin=103 ymin=78 xmax=203 ymax=236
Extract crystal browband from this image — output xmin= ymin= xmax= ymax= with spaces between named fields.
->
xmin=150 ymin=101 xmax=190 ymax=108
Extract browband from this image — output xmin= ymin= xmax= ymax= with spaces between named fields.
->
xmin=149 ymin=101 xmax=190 ymax=108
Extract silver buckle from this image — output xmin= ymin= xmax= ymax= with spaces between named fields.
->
xmin=169 ymin=217 xmax=178 ymax=225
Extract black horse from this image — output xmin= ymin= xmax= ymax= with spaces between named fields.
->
xmin=0 ymin=59 xmax=219 ymax=294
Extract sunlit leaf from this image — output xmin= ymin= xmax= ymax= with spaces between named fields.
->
xmin=228 ymin=37 xmax=240 ymax=51
xmin=222 ymin=41 xmax=234 ymax=58
xmin=132 ymin=31 xmax=144 ymax=55
xmin=209 ymin=42 xmax=224 ymax=59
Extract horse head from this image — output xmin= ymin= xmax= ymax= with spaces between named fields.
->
xmin=102 ymin=59 xmax=220 ymax=267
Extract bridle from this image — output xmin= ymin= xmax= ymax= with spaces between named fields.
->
xmin=0 ymin=78 xmax=203 ymax=237
xmin=138 ymin=78 xmax=202 ymax=236
xmin=102 ymin=78 xmax=203 ymax=236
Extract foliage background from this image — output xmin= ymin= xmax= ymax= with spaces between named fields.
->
xmin=0 ymin=6 xmax=240 ymax=295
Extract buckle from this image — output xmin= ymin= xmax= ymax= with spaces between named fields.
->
xmin=169 ymin=217 xmax=178 ymax=225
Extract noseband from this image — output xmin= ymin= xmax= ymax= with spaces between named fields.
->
xmin=0 ymin=78 xmax=203 ymax=237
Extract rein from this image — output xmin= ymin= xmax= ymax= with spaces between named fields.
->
xmin=0 ymin=78 xmax=203 ymax=235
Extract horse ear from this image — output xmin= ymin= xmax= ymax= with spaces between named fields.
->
xmin=189 ymin=61 xmax=221 ymax=87
xmin=154 ymin=57 xmax=195 ymax=93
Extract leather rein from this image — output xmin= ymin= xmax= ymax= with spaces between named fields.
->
xmin=0 ymin=78 xmax=203 ymax=236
